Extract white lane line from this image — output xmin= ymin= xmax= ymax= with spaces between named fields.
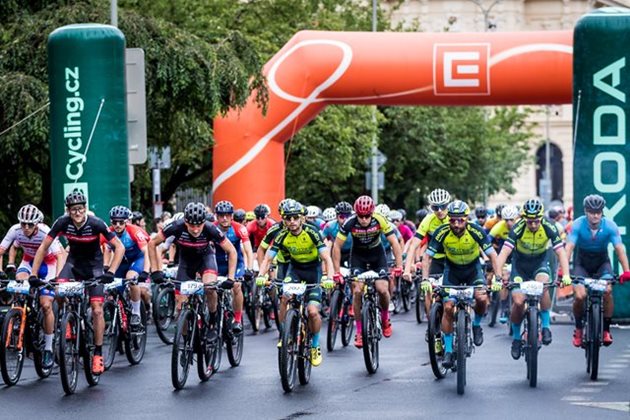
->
xmin=605 ymin=363 xmax=628 ymax=369
xmin=562 ymin=395 xmax=591 ymax=401
xmin=580 ymin=381 xmax=609 ymax=386
xmin=570 ymin=387 xmax=602 ymax=393
xmin=571 ymin=402 xmax=630 ymax=412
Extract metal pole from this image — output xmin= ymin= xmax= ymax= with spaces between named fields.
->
xmin=111 ymin=0 xmax=118 ymax=27
xmin=371 ymin=0 xmax=379 ymax=202
xmin=153 ymin=168 xmax=162 ymax=219
xmin=545 ymin=105 xmax=552 ymax=200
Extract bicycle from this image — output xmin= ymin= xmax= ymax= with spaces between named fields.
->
xmin=101 ymin=277 xmax=148 ymax=370
xmin=572 ymin=275 xmax=616 ymax=381
xmin=507 ymin=279 xmax=557 ymax=388
xmin=152 ymin=266 xmax=178 ymax=345
xmin=243 ymin=273 xmax=263 ymax=332
xmin=327 ymin=267 xmax=354 ymax=352
xmin=414 ymin=273 xmax=426 ymax=324
xmin=278 ymin=281 xmax=319 ymax=393
xmin=0 ymin=280 xmax=57 ymax=385
xmin=56 ymin=279 xmax=103 ymax=395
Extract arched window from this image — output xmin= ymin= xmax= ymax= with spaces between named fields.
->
xmin=536 ymin=143 xmax=563 ymax=202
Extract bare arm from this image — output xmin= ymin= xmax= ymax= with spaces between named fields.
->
xmin=31 ymin=236 xmax=55 ymax=276
xmin=404 ymin=236 xmax=421 ymax=274
xmin=494 ymin=245 xmax=513 ymax=279
xmin=107 ymin=236 xmax=125 ymax=273
xmin=614 ymin=243 xmax=630 ymax=272
xmin=332 ymin=237 xmax=346 ymax=273
xmin=242 ymin=241 xmax=254 ymax=271
xmin=387 ymin=234 xmax=403 ymax=269
xmin=148 ymin=233 xmax=166 ymax=272
xmin=219 ymin=239 xmax=237 ymax=279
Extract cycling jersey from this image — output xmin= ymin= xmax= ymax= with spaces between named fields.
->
xmin=161 ymin=219 xmax=226 ymax=260
xmin=397 ymin=223 xmax=414 ymax=243
xmin=247 ymin=219 xmax=274 ymax=251
xmin=215 ymin=221 xmax=249 ymax=276
xmin=504 ymin=218 xmax=563 ymax=257
xmin=489 ymin=220 xmax=511 ymax=249
xmin=484 ymin=216 xmax=501 ymax=231
xmin=259 ymin=221 xmax=289 ymax=263
xmin=268 ymin=224 xmax=326 ymax=266
xmin=1 ymin=223 xmax=62 ymax=264
xmin=48 ymin=215 xmax=114 ymax=260
xmin=415 ymin=213 xmax=449 ymax=259
xmin=337 ymin=213 xmax=393 ymax=250
xmin=566 ymin=216 xmax=622 ymax=253
xmin=102 ymin=224 xmax=149 ymax=263
xmin=426 ymin=222 xmax=493 ymax=266
xmin=381 ymin=221 xmax=401 ymax=252
xmin=322 ymin=220 xmax=352 ymax=252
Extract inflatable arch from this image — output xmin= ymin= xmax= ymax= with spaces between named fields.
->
xmin=212 ymin=30 xmax=573 ymax=210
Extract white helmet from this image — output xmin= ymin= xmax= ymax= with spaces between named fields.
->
xmin=322 ymin=207 xmax=336 ymax=222
xmin=427 ymin=188 xmax=451 ymax=206
xmin=18 ymin=204 xmax=43 ymax=224
xmin=172 ymin=212 xmax=185 ymax=221
xmin=375 ymin=204 xmax=390 ymax=217
xmin=388 ymin=210 xmax=403 ymax=222
xmin=306 ymin=205 xmax=319 ymax=218
xmin=501 ymin=205 xmax=519 ymax=220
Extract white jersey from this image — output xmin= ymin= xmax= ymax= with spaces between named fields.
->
xmin=0 ymin=223 xmax=62 ymax=263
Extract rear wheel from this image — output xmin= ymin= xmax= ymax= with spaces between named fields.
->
xmin=488 ymin=291 xmax=500 ymax=328
xmin=245 ymin=282 xmax=261 ymax=333
xmin=415 ymin=285 xmax=424 ymax=324
xmin=428 ymin=302 xmax=447 ymax=379
xmin=33 ymin=308 xmax=53 ymax=379
xmin=588 ymin=302 xmax=601 ymax=381
xmin=225 ymin=310 xmax=244 ymax=367
xmin=527 ymin=307 xmax=539 ymax=388
xmin=125 ymin=301 xmax=147 ymax=365
xmin=392 ymin=278 xmax=402 ymax=314
xmin=154 ymin=287 xmax=175 ymax=345
xmin=171 ymin=309 xmax=194 ymax=390
xmin=361 ymin=300 xmax=379 ymax=374
xmin=58 ymin=312 xmax=79 ymax=395
xmin=456 ymin=310 xmax=467 ymax=395
xmin=340 ymin=297 xmax=354 ymax=347
xmin=83 ymin=310 xmax=100 ymax=387
xmin=326 ymin=289 xmax=342 ymax=352
xmin=102 ymin=300 xmax=119 ymax=371
xmin=297 ymin=327 xmax=312 ymax=385
xmin=280 ymin=309 xmax=299 ymax=392
xmin=401 ymin=280 xmax=411 ymax=312
xmin=0 ymin=308 xmax=25 ymax=386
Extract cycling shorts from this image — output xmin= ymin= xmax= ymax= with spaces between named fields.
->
xmin=283 ymin=262 xmax=322 ymax=305
xmin=176 ymin=253 xmax=218 ymax=281
xmin=349 ymin=247 xmax=388 ymax=274
xmin=429 ymin=257 xmax=445 ymax=275
xmin=115 ymin=256 xmax=145 ymax=278
xmin=572 ymin=250 xmax=612 ymax=279
xmin=443 ymin=260 xmax=484 ymax=287
xmin=511 ymin=252 xmax=550 ymax=282
xmin=58 ymin=255 xmax=105 ymax=302
xmin=17 ymin=259 xmax=57 ymax=281
xmin=217 ymin=261 xmax=245 ymax=278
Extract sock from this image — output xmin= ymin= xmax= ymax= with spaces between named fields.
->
xmin=540 ymin=310 xmax=550 ymax=328
xmin=444 ymin=333 xmax=453 ymax=353
xmin=94 ymin=345 xmax=102 ymax=356
xmin=512 ymin=322 xmax=521 ymax=340
xmin=473 ymin=313 xmax=483 ymax=327
xmin=604 ymin=317 xmax=612 ymax=332
xmin=131 ymin=299 xmax=141 ymax=315
xmin=234 ymin=311 xmax=242 ymax=323
xmin=575 ymin=315 xmax=584 ymax=329
xmin=311 ymin=332 xmax=320 ymax=348
xmin=380 ymin=307 xmax=389 ymax=323
xmin=209 ymin=311 xmax=217 ymax=325
xmin=44 ymin=333 xmax=54 ymax=351
xmin=355 ymin=320 xmax=362 ymax=336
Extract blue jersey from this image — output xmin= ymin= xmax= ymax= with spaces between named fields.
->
xmin=322 ymin=221 xmax=352 ymax=252
xmin=567 ymin=216 xmax=622 ymax=253
xmin=105 ymin=224 xmax=148 ymax=263
xmin=214 ymin=221 xmax=248 ymax=275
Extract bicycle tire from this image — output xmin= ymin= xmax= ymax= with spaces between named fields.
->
xmin=392 ymin=278 xmax=402 ymax=315
xmin=197 ymin=320 xmax=214 ymax=382
xmin=273 ymin=292 xmax=282 ymax=332
xmin=125 ymin=301 xmax=147 ymax=365
xmin=456 ymin=309 xmax=467 ymax=395
xmin=527 ymin=307 xmax=538 ymax=388
xmin=488 ymin=291 xmax=499 ymax=328
xmin=245 ymin=282 xmax=260 ymax=333
xmin=280 ymin=309 xmax=299 ymax=392
xmin=401 ymin=280 xmax=411 ymax=312
xmin=0 ymin=308 xmax=25 ymax=386
xmin=297 ymin=327 xmax=312 ymax=385
xmin=589 ymin=302 xmax=601 ymax=381
xmin=415 ymin=286 xmax=424 ymax=324
xmin=226 ymin=327 xmax=244 ymax=367
xmin=361 ymin=300 xmax=379 ymax=374
xmin=83 ymin=309 xmax=100 ymax=387
xmin=33 ymin=308 xmax=53 ymax=379
xmin=340 ymin=298 xmax=354 ymax=347
xmin=58 ymin=311 xmax=79 ymax=395
xmin=327 ymin=289 xmax=342 ymax=352
xmin=171 ymin=309 xmax=194 ymax=390
xmin=262 ymin=290 xmax=273 ymax=329
xmin=428 ymin=302 xmax=447 ymax=379
xmin=154 ymin=287 xmax=175 ymax=345
xmin=102 ymin=300 xmax=119 ymax=371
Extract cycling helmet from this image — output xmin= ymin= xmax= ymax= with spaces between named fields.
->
xmin=427 ymin=188 xmax=451 ymax=206
xmin=335 ymin=201 xmax=353 ymax=215
xmin=306 ymin=205 xmax=319 ymax=218
xmin=583 ymin=194 xmax=606 ymax=212
xmin=388 ymin=210 xmax=403 ymax=222
xmin=172 ymin=212 xmax=184 ymax=221
xmin=254 ymin=204 xmax=270 ymax=218
xmin=110 ymin=205 xmax=131 ymax=221
xmin=495 ymin=204 xmax=505 ymax=219
xmin=416 ymin=208 xmax=429 ymax=221
xmin=447 ymin=200 xmax=470 ymax=218
xmin=18 ymin=204 xmax=43 ymax=224
xmin=214 ymin=200 xmax=234 ymax=214
xmin=65 ymin=189 xmax=87 ymax=207
xmin=245 ymin=211 xmax=255 ymax=222
xmin=282 ymin=199 xmax=304 ymax=217
xmin=522 ymin=199 xmax=544 ymax=219
xmin=375 ymin=204 xmax=390 ymax=217
xmin=474 ymin=206 xmax=487 ymax=219
xmin=233 ymin=208 xmax=246 ymax=223
xmin=131 ymin=211 xmax=143 ymax=223
xmin=501 ymin=205 xmax=519 ymax=220
xmin=184 ymin=202 xmax=207 ymax=224
xmin=322 ymin=207 xmax=336 ymax=222
xmin=398 ymin=209 xmax=407 ymax=219
xmin=354 ymin=195 xmax=375 ymax=216
xmin=278 ymin=198 xmax=292 ymax=214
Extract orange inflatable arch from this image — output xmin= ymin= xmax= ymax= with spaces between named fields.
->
xmin=212 ymin=30 xmax=573 ymax=210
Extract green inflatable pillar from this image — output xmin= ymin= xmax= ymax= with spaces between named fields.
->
xmin=573 ymin=8 xmax=630 ymax=319
xmin=48 ymin=24 xmax=129 ymax=220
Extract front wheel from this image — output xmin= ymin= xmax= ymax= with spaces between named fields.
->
xmin=297 ymin=326 xmax=312 ymax=385
xmin=154 ymin=286 xmax=176 ymax=345
xmin=83 ymin=309 xmax=100 ymax=387
xmin=33 ymin=308 xmax=53 ymax=379
xmin=588 ymin=302 xmax=601 ymax=381
xmin=428 ymin=302 xmax=447 ymax=379
xmin=456 ymin=310 xmax=467 ymax=395
xmin=401 ymin=279 xmax=411 ymax=312
xmin=58 ymin=311 xmax=79 ymax=395
xmin=125 ymin=301 xmax=147 ymax=365
xmin=361 ymin=300 xmax=379 ymax=374
xmin=415 ymin=285 xmax=425 ymax=324
xmin=245 ymin=282 xmax=261 ymax=333
xmin=527 ymin=307 xmax=539 ymax=388
xmin=171 ymin=309 xmax=194 ymax=390
xmin=279 ymin=310 xmax=299 ymax=392
xmin=225 ymin=313 xmax=244 ymax=367
xmin=102 ymin=301 xmax=119 ymax=371
xmin=326 ymin=289 xmax=342 ymax=352
xmin=0 ymin=308 xmax=25 ymax=386
xmin=340 ymin=296 xmax=354 ymax=347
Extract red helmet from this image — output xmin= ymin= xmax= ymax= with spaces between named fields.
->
xmin=354 ymin=195 xmax=375 ymax=216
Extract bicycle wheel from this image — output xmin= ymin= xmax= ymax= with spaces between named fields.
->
xmin=456 ymin=310 xmax=467 ymax=395
xmin=428 ymin=302 xmax=447 ymax=379
xmin=262 ymin=290 xmax=273 ymax=329
xmin=280 ymin=309 xmax=299 ymax=392
xmin=415 ymin=286 xmax=424 ymax=324
xmin=154 ymin=287 xmax=175 ymax=345
xmin=340 ymin=298 xmax=354 ymax=347
xmin=33 ymin=308 xmax=53 ymax=379
xmin=527 ymin=307 xmax=539 ymax=388
xmin=361 ymin=300 xmax=379 ymax=374
xmin=392 ymin=278 xmax=402 ymax=314
xmin=197 ymin=322 xmax=214 ymax=382
xmin=245 ymin=282 xmax=261 ymax=333
xmin=298 ymin=326 xmax=312 ymax=385
xmin=589 ymin=302 xmax=601 ymax=381
xmin=273 ymin=292 xmax=282 ymax=332
xmin=0 ymin=308 xmax=25 ymax=386
xmin=171 ymin=309 xmax=194 ymax=390
xmin=102 ymin=300 xmax=119 ymax=371
xmin=83 ymin=309 xmax=100 ymax=387
xmin=401 ymin=280 xmax=411 ymax=312
xmin=226 ymin=326 xmax=244 ymax=367
xmin=125 ymin=301 xmax=147 ymax=365
xmin=58 ymin=311 xmax=79 ymax=395
xmin=488 ymin=291 xmax=499 ymax=328
xmin=327 ymin=289 xmax=342 ymax=352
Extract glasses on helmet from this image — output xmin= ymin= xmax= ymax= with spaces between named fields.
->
xmin=20 ymin=222 xmax=35 ymax=228
xmin=111 ymin=219 xmax=126 ymax=226
xmin=431 ymin=204 xmax=448 ymax=212
xmin=283 ymin=214 xmax=301 ymax=221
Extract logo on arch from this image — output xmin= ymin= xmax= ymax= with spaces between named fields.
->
xmin=433 ymin=44 xmax=490 ymax=95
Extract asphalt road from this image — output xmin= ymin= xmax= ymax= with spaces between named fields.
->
xmin=2 ymin=308 xmax=629 ymax=419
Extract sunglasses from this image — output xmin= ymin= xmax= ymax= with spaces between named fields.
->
xmin=337 ymin=213 xmax=351 ymax=219
xmin=185 ymin=222 xmax=205 ymax=227
xmin=357 ymin=214 xmax=372 ymax=220
xmin=216 ymin=213 xmax=232 ymax=218
xmin=525 ymin=218 xmax=541 ymax=225
xmin=283 ymin=215 xmax=301 ymax=221
xmin=431 ymin=204 xmax=448 ymax=211
xmin=111 ymin=220 xmax=126 ymax=226
xmin=256 ymin=215 xmax=267 ymax=220
xmin=449 ymin=217 xmax=466 ymax=225
xmin=69 ymin=206 xmax=86 ymax=214
xmin=20 ymin=222 xmax=35 ymax=228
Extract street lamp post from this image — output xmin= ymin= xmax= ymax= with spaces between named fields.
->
xmin=111 ymin=0 xmax=118 ymax=27
xmin=370 ymin=0 xmax=379 ymax=203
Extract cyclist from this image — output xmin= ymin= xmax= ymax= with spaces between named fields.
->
xmin=30 ymin=190 xmax=125 ymax=374
xmin=257 ymin=200 xmax=335 ymax=366
xmin=131 ymin=211 xmax=146 ymax=229
xmin=332 ymin=195 xmax=403 ymax=348
xmin=213 ymin=200 xmax=254 ymax=333
xmin=421 ymin=200 xmax=501 ymax=368
xmin=148 ymin=202 xmax=237 ymax=341
xmin=305 ymin=205 xmax=323 ymax=229
xmin=247 ymin=204 xmax=274 ymax=252
xmin=0 ymin=204 xmax=65 ymax=369
xmin=495 ymin=198 xmax=571 ymax=360
xmin=245 ymin=211 xmax=256 ymax=224
xmin=484 ymin=204 xmax=505 ymax=231
xmin=321 ymin=201 xmax=353 ymax=268
xmin=233 ymin=209 xmax=247 ymax=224
xmin=474 ymin=206 xmax=488 ymax=231
xmin=389 ymin=210 xmax=414 ymax=244
xmin=322 ymin=208 xmax=336 ymax=225
xmin=102 ymin=206 xmax=151 ymax=328
xmin=565 ymin=194 xmax=630 ymax=347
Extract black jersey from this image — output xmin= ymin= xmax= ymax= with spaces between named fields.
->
xmin=48 ymin=215 xmax=114 ymax=260
xmin=161 ymin=219 xmax=226 ymax=260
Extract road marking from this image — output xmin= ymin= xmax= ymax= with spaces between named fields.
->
xmin=605 ymin=363 xmax=628 ymax=369
xmin=571 ymin=402 xmax=630 ymax=412
xmin=580 ymin=381 xmax=609 ymax=386
xmin=562 ymin=395 xmax=590 ymax=401
xmin=570 ymin=387 xmax=602 ymax=393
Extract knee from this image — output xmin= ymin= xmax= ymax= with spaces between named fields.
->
xmin=307 ymin=306 xmax=319 ymax=318
xmin=91 ymin=305 xmax=103 ymax=318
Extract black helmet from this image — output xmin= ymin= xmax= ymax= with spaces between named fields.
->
xmin=214 ymin=200 xmax=234 ymax=214
xmin=495 ymin=204 xmax=505 ymax=218
xmin=474 ymin=206 xmax=487 ymax=219
xmin=447 ymin=200 xmax=470 ymax=218
xmin=131 ymin=211 xmax=143 ymax=223
xmin=416 ymin=208 xmax=429 ymax=221
xmin=334 ymin=201 xmax=353 ymax=215
xmin=109 ymin=205 xmax=131 ymax=220
xmin=233 ymin=208 xmax=246 ymax=223
xmin=184 ymin=202 xmax=207 ymax=224
xmin=583 ymin=194 xmax=605 ymax=212
xmin=278 ymin=198 xmax=292 ymax=214
xmin=254 ymin=204 xmax=270 ymax=218
xmin=522 ymin=199 xmax=544 ymax=219
xmin=65 ymin=189 xmax=87 ymax=207
xmin=281 ymin=199 xmax=303 ymax=217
